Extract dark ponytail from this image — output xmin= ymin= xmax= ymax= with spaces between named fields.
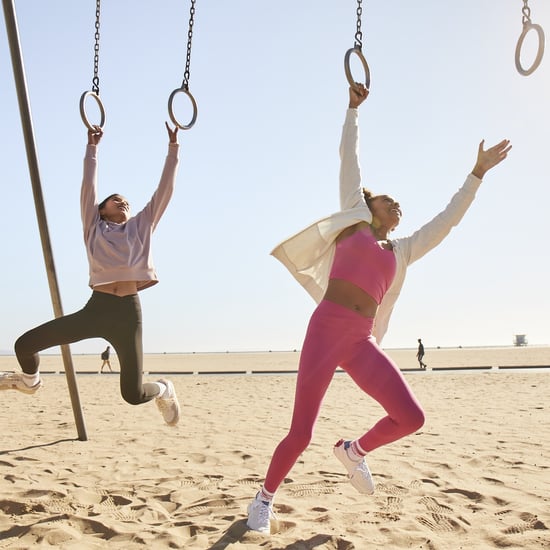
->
xmin=362 ymin=188 xmax=375 ymax=208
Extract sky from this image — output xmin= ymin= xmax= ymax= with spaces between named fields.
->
xmin=1 ymin=1 xmax=549 ymax=354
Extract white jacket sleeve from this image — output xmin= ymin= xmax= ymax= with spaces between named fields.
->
xmin=374 ymin=173 xmax=483 ymax=344
xmin=339 ymin=108 xmax=370 ymax=215
xmin=396 ymin=173 xmax=482 ymax=266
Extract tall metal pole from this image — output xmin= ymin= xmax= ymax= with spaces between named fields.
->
xmin=2 ymin=0 xmax=87 ymax=441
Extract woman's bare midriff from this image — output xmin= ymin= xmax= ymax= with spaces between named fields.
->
xmin=324 ymin=278 xmax=379 ymax=318
xmin=323 ymin=221 xmax=385 ymax=318
xmin=94 ymin=281 xmax=138 ymax=297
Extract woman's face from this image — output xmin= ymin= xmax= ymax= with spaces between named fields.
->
xmin=369 ymin=194 xmax=402 ymax=231
xmin=99 ymin=195 xmax=131 ymax=223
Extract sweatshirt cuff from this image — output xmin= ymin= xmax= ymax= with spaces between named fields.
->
xmin=168 ymin=143 xmax=179 ymax=158
xmin=344 ymin=108 xmax=359 ymax=125
xmin=466 ymin=172 xmax=482 ymax=185
xmin=85 ymin=144 xmax=98 ymax=159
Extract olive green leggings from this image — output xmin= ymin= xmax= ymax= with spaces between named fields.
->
xmin=14 ymin=291 xmax=160 ymax=404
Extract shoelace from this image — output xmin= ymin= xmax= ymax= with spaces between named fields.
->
xmin=258 ymin=501 xmax=276 ymax=523
xmin=354 ymin=461 xmax=371 ymax=477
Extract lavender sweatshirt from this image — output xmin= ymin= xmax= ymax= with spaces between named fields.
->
xmin=80 ymin=143 xmax=179 ymax=291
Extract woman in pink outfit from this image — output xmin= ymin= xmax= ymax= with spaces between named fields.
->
xmin=247 ymin=84 xmax=511 ymax=534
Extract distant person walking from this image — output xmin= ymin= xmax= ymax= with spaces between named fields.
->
xmin=100 ymin=345 xmax=113 ymax=373
xmin=416 ymin=339 xmax=427 ymax=369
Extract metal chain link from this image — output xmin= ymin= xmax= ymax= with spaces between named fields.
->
xmin=521 ymin=0 xmax=532 ymax=25
xmin=354 ymin=0 xmax=363 ymax=50
xmin=181 ymin=0 xmax=196 ymax=90
xmin=92 ymin=0 xmax=101 ymax=94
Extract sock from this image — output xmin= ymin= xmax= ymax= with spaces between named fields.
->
xmin=153 ymin=382 xmax=167 ymax=398
xmin=259 ymin=486 xmax=275 ymax=504
xmin=22 ymin=372 xmax=40 ymax=387
xmin=345 ymin=439 xmax=366 ymax=461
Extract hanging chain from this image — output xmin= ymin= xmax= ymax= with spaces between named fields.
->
xmin=521 ymin=0 xmax=532 ymax=25
xmin=168 ymin=0 xmax=198 ymax=129
xmin=181 ymin=0 xmax=196 ymax=91
xmin=92 ymin=0 xmax=101 ymax=95
xmin=345 ymin=0 xmax=370 ymax=90
xmin=354 ymin=0 xmax=363 ymax=50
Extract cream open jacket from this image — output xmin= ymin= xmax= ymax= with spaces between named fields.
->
xmin=271 ymin=108 xmax=482 ymax=344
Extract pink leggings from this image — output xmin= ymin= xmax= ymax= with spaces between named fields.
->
xmin=263 ymin=300 xmax=425 ymax=494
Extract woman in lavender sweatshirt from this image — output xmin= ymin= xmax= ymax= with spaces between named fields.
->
xmin=0 ymin=123 xmax=181 ymax=427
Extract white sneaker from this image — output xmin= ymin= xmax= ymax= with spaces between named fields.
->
xmin=333 ymin=439 xmax=375 ymax=494
xmin=155 ymin=379 xmax=180 ymax=426
xmin=0 ymin=372 xmax=42 ymax=395
xmin=247 ymin=492 xmax=275 ymax=534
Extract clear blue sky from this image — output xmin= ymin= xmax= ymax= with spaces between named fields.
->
xmin=1 ymin=1 xmax=549 ymax=354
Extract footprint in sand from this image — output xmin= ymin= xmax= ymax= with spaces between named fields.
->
xmin=416 ymin=512 xmax=465 ymax=533
xmin=372 ymin=495 xmax=404 ymax=523
xmin=376 ymin=482 xmax=408 ymax=496
xmin=96 ymin=491 xmax=136 ymax=522
xmin=442 ymin=487 xmax=483 ymax=502
xmin=196 ymin=474 xmax=224 ymax=490
xmin=408 ymin=479 xmax=423 ymax=489
xmin=501 ymin=511 xmax=547 ymax=535
xmin=416 ymin=496 xmax=467 ymax=533
xmin=181 ymin=494 xmax=237 ymax=517
xmin=236 ymin=475 xmax=264 ymax=487
xmin=419 ymin=496 xmax=453 ymax=514
xmin=376 ymin=495 xmax=403 ymax=512
xmin=288 ymin=481 xmax=337 ymax=497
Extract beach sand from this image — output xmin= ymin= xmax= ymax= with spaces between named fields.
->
xmin=0 ymin=349 xmax=548 ymax=549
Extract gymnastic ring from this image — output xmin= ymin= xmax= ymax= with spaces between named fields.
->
xmin=515 ymin=22 xmax=545 ymax=76
xmin=168 ymin=87 xmax=198 ymax=130
xmin=344 ymin=46 xmax=371 ymax=91
xmin=79 ymin=91 xmax=106 ymax=130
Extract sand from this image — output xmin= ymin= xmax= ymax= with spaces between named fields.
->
xmin=0 ymin=348 xmax=548 ymax=549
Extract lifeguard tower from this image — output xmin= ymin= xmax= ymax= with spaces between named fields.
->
xmin=513 ymin=334 xmax=528 ymax=346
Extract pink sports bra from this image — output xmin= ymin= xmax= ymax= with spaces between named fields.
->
xmin=329 ymin=227 xmax=397 ymax=305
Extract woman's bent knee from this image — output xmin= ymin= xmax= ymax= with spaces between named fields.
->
xmin=121 ymin=389 xmax=145 ymax=406
xmin=405 ymin=405 xmax=425 ymax=434
xmin=14 ymin=334 xmax=30 ymax=356
xmin=284 ymin=429 xmax=313 ymax=456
